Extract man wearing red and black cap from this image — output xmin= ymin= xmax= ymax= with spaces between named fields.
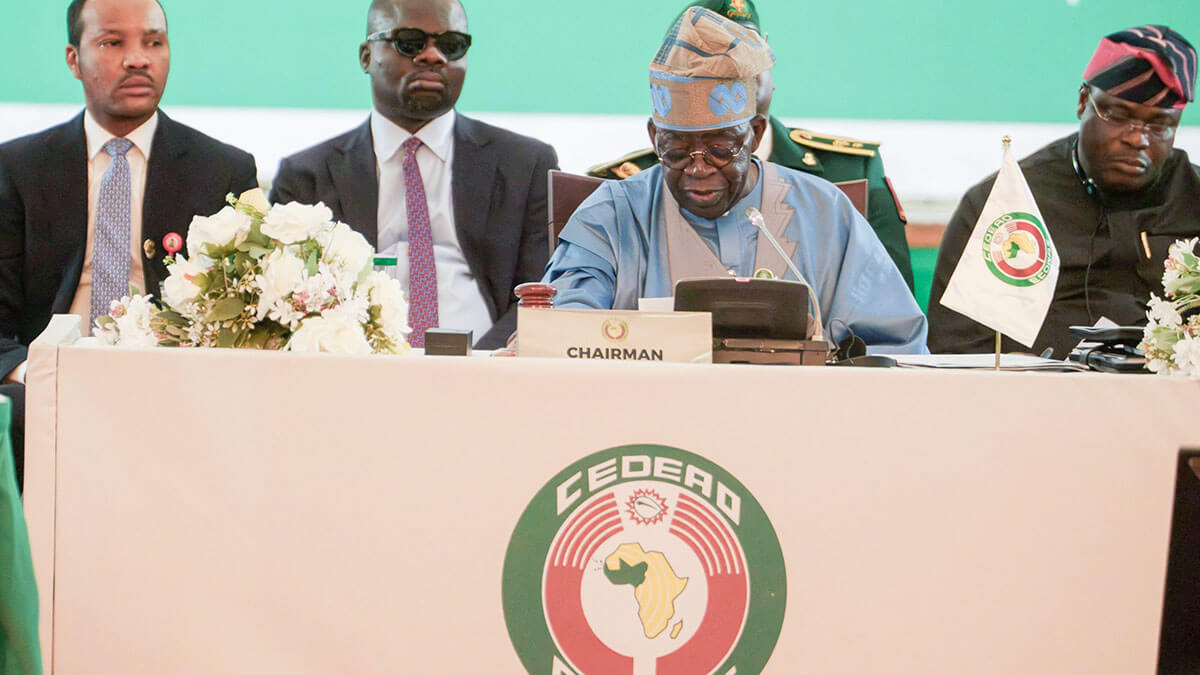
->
xmin=928 ymin=25 xmax=1200 ymax=357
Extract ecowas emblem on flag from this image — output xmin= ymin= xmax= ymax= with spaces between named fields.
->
xmin=502 ymin=444 xmax=786 ymax=674
xmin=939 ymin=138 xmax=1059 ymax=347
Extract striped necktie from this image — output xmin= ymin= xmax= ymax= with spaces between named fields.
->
xmin=91 ymin=137 xmax=134 ymax=326
xmin=402 ymin=136 xmax=438 ymax=347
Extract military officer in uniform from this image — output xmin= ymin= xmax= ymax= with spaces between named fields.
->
xmin=588 ymin=0 xmax=914 ymax=291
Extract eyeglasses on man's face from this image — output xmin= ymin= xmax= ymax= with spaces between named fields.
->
xmin=366 ymin=28 xmax=472 ymax=61
xmin=1087 ymin=94 xmax=1178 ymax=141
xmin=657 ymin=139 xmax=747 ymax=170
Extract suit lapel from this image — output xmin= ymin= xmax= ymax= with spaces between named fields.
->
xmin=142 ymin=113 xmax=187 ymax=293
xmin=49 ymin=114 xmax=90 ymax=313
xmin=329 ymin=121 xmax=379 ymax=248
xmin=450 ymin=116 xmax=496 ymax=290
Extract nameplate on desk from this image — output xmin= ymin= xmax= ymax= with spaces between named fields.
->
xmin=518 ymin=308 xmax=712 ymax=363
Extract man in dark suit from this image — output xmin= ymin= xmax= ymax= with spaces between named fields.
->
xmin=270 ymin=0 xmax=558 ymax=350
xmin=0 ymin=0 xmax=257 ymax=488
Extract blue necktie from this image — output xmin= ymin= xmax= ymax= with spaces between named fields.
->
xmin=91 ymin=137 xmax=134 ymax=325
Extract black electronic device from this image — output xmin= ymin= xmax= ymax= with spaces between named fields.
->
xmin=832 ymin=354 xmax=897 ymax=368
xmin=674 ymin=277 xmax=810 ymax=340
xmin=674 ymin=277 xmax=828 ymax=365
xmin=1067 ymin=325 xmax=1143 ymax=345
xmin=424 ymin=328 xmax=473 ymax=356
xmin=1067 ymin=325 xmax=1148 ymax=373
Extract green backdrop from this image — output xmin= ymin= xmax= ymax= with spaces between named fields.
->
xmin=3 ymin=1 xmax=1199 ymax=124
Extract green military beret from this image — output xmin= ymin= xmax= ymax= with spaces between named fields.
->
xmin=680 ymin=0 xmax=760 ymax=32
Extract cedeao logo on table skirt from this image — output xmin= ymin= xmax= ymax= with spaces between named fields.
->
xmin=502 ymin=444 xmax=786 ymax=674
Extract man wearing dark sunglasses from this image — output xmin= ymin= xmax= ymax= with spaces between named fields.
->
xmin=270 ymin=0 xmax=558 ymax=350
xmin=542 ymin=8 xmax=926 ymax=354
xmin=929 ymin=25 xmax=1200 ymax=357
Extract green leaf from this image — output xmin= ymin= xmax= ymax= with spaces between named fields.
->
xmin=207 ymin=273 xmax=226 ymax=294
xmin=237 ymin=243 xmax=273 ymax=259
xmin=155 ymin=309 xmax=188 ymax=326
xmin=245 ymin=221 xmax=271 ymax=248
xmin=217 ymin=328 xmax=236 ymax=348
xmin=192 ymin=272 xmax=211 ymax=294
xmin=305 ymin=248 xmax=319 ymax=276
xmin=205 ymin=296 xmax=245 ymax=323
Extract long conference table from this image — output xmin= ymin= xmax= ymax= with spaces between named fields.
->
xmin=22 ymin=316 xmax=1200 ymax=674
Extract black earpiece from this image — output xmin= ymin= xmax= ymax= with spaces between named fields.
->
xmin=1071 ymin=138 xmax=1102 ymax=201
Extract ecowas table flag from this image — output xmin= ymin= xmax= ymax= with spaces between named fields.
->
xmin=939 ymin=141 xmax=1059 ymax=347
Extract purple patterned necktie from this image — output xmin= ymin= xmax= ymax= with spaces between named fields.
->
xmin=402 ymin=136 xmax=438 ymax=347
xmin=91 ymin=137 xmax=134 ymax=326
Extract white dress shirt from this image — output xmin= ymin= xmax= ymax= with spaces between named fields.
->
xmin=70 ymin=110 xmax=157 ymax=334
xmin=371 ymin=109 xmax=493 ymax=340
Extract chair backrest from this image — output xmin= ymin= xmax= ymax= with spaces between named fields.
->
xmin=547 ymin=170 xmax=604 ymax=256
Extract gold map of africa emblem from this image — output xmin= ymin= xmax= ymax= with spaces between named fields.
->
xmin=604 ymin=543 xmax=689 ymax=639
xmin=1002 ymin=231 xmax=1036 ymax=259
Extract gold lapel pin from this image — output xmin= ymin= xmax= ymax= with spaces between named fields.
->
xmin=143 ymin=238 xmax=157 ymax=259
xmin=801 ymin=152 xmax=818 ymax=167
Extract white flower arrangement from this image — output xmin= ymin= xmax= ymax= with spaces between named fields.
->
xmin=95 ymin=189 xmax=410 ymax=355
xmin=1140 ymin=237 xmax=1200 ymax=376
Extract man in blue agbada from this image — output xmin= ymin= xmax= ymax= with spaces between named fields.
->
xmin=543 ymin=7 xmax=927 ymax=353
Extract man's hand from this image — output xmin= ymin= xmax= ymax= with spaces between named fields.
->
xmin=3 ymin=360 xmax=27 ymax=385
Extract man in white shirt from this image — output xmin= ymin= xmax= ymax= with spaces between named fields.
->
xmin=271 ymin=0 xmax=559 ymax=349
xmin=0 ymin=0 xmax=258 ymax=488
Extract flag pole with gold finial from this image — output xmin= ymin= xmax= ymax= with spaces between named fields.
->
xmin=994 ymin=135 xmax=1013 ymax=371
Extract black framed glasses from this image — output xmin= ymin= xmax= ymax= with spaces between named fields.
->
xmin=657 ymin=140 xmax=746 ymax=170
xmin=1087 ymin=94 xmax=1177 ymax=141
xmin=366 ymin=28 xmax=472 ymax=61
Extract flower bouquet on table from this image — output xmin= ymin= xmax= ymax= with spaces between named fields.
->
xmin=95 ymin=189 xmax=410 ymax=355
xmin=1140 ymin=237 xmax=1200 ymax=376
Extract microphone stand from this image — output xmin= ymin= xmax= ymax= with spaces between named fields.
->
xmin=746 ymin=207 xmax=824 ymax=341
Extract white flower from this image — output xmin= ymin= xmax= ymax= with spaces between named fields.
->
xmin=294 ymin=272 xmax=338 ymax=314
xmin=287 ymin=314 xmax=372 ymax=354
xmin=322 ymin=222 xmax=374 ymax=282
xmin=1167 ymin=237 xmax=1198 ymax=264
xmin=161 ymin=255 xmax=210 ymax=310
xmin=258 ymin=248 xmax=307 ymax=299
xmin=1146 ymin=293 xmax=1182 ymax=329
xmin=96 ymin=295 xmax=159 ymax=347
xmin=186 ymin=206 xmax=252 ymax=257
xmin=1164 ymin=237 xmax=1199 ymax=296
xmin=237 ymin=188 xmax=271 ymax=215
xmin=1164 ymin=265 xmax=1183 ymax=294
xmin=262 ymin=201 xmax=334 ymax=244
xmin=255 ymin=247 xmax=309 ymax=324
xmin=360 ymin=271 xmax=410 ymax=338
xmin=327 ymin=293 xmax=370 ymax=324
xmin=1171 ymin=334 xmax=1200 ymax=377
